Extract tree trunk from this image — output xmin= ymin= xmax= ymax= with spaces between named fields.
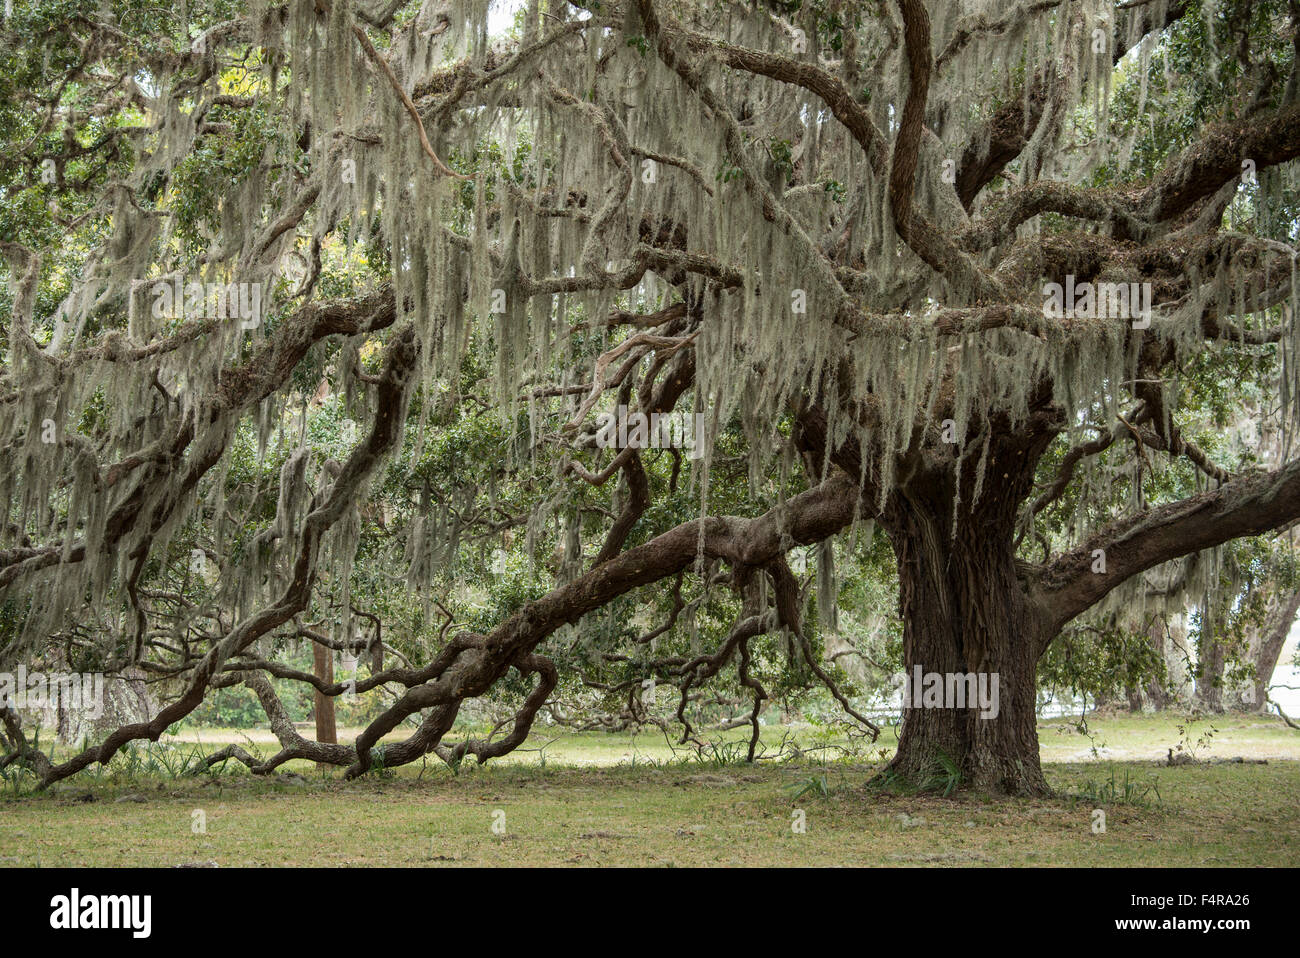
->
xmin=1164 ymin=612 xmax=1195 ymax=703
xmin=1125 ymin=682 xmax=1144 ymax=712
xmin=1196 ymin=631 xmax=1226 ymax=712
xmin=880 ymin=472 xmax=1051 ymax=797
xmin=56 ymin=702 xmax=70 ymax=744
xmin=313 ymin=640 xmax=337 ymax=747
xmin=1144 ymin=617 xmax=1173 ymax=710
xmin=1248 ymin=587 xmax=1300 ymax=711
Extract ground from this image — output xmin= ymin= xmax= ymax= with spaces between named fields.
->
xmin=2 ymin=712 xmax=1297 ymax=866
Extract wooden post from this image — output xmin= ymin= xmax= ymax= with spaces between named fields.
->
xmin=312 ymin=640 xmax=337 ymax=746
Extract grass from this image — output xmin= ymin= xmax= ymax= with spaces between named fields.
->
xmin=1 ymin=712 xmax=1297 ymax=867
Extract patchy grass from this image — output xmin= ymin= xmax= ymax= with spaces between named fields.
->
xmin=2 ymin=712 xmax=1297 ymax=867
xmin=1036 ymin=710 xmax=1300 ymax=763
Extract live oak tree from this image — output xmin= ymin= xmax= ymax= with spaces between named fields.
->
xmin=4 ymin=0 xmax=1300 ymax=795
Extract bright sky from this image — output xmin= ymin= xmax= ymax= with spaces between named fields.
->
xmin=487 ymin=0 xmax=526 ymax=35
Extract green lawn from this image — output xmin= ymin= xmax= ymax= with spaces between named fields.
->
xmin=2 ymin=712 xmax=1297 ymax=867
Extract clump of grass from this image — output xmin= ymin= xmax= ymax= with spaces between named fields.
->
xmin=1066 ymin=765 xmax=1162 ymax=808
xmin=786 ymin=773 xmax=830 ymax=800
xmin=106 ymin=741 xmax=224 ymax=782
xmin=920 ymin=750 xmax=964 ymax=797
xmin=0 ymin=762 xmax=36 ymax=796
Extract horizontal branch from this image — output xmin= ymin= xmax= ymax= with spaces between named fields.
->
xmin=1033 ymin=459 xmax=1300 ymax=634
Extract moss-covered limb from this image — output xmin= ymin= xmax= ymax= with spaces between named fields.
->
xmin=1021 ymin=403 xmax=1149 ymax=528
xmin=887 ymin=0 xmax=1007 ymax=301
xmin=348 ymin=17 xmax=466 ymax=181
xmin=1142 ymin=101 xmax=1300 ymax=225
xmin=964 ymin=101 xmax=1300 ymax=252
xmin=889 ymin=0 xmax=933 ymax=241
xmin=343 ymin=469 xmax=866 ymax=778
xmin=584 ymin=342 xmax=696 ymax=565
xmin=31 ymin=325 xmax=418 ymax=789
xmin=1127 ymin=375 xmax=1233 ymax=484
xmin=674 ymin=27 xmax=889 ymax=170
xmin=639 ymin=0 xmax=999 ymax=300
xmin=1033 ymin=458 xmax=1300 ymax=636
xmin=960 ymin=183 xmax=1139 ymax=252
xmin=633 ymin=1 xmax=858 ymax=313
xmin=954 ymin=85 xmax=1051 ymax=213
xmin=188 ymin=742 xmax=261 ymax=774
xmin=248 ymin=182 xmax=324 ymax=263
xmin=432 ymin=653 xmax=558 ymax=766
xmin=768 ymin=555 xmax=881 ymax=739
xmin=0 ymin=284 xmax=397 ymax=605
xmin=952 ymin=0 xmax=1194 ymax=211
xmin=991 ymin=225 xmax=1295 ymax=313
xmin=936 ymin=0 xmax=1066 ymax=74
xmin=190 ymin=668 xmax=359 ymax=774
xmin=670 ymin=591 xmax=775 ymax=748
xmin=411 ymin=17 xmax=593 ymax=110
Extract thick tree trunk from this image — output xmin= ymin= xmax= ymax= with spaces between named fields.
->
xmin=881 ymin=473 xmax=1051 ymax=797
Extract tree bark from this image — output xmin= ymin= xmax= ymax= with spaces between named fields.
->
xmin=1248 ymin=587 xmax=1300 ymax=711
xmin=1125 ymin=682 xmax=1144 ymax=712
xmin=1143 ymin=617 xmax=1174 ymax=710
xmin=1195 ymin=629 xmax=1226 ymax=712
xmin=880 ymin=460 xmax=1052 ymax=796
